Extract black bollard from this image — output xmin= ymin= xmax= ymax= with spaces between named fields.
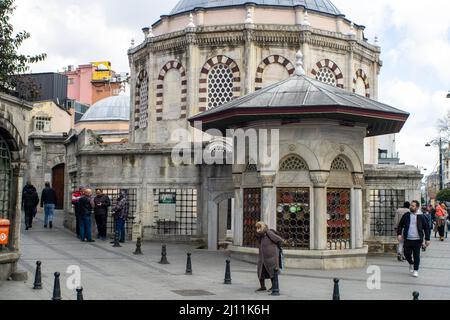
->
xmin=271 ymin=268 xmax=280 ymax=296
xmin=224 ymin=259 xmax=232 ymax=285
xmin=133 ymin=237 xmax=143 ymax=255
xmin=333 ymin=278 xmax=340 ymax=300
xmin=51 ymin=272 xmax=62 ymax=300
xmin=112 ymin=229 xmax=121 ymax=248
xmin=185 ymin=253 xmax=192 ymax=275
xmin=159 ymin=244 xmax=170 ymax=264
xmin=76 ymin=287 xmax=84 ymax=301
xmin=33 ymin=261 xmax=42 ymax=290
xmin=413 ymin=291 xmax=419 ymax=300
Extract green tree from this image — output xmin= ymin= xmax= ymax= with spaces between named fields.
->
xmin=436 ymin=189 xmax=450 ymax=203
xmin=0 ymin=0 xmax=46 ymax=94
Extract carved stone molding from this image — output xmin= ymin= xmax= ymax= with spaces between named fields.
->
xmin=259 ymin=174 xmax=276 ymax=188
xmin=310 ymin=171 xmax=330 ymax=188
xmin=232 ymin=173 xmax=242 ymax=188
xmin=352 ymin=172 xmax=365 ymax=187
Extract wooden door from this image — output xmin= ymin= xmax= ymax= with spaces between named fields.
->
xmin=52 ymin=164 xmax=65 ymax=210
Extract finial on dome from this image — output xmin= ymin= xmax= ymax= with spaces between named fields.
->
xmin=187 ymin=13 xmax=196 ymax=28
xmin=295 ymin=50 xmax=305 ymax=76
xmin=130 ymin=38 xmax=135 ymax=48
xmin=245 ymin=8 xmax=253 ymax=24
xmin=301 ymin=10 xmax=311 ymax=27
xmin=148 ymin=26 xmax=154 ymax=38
xmin=348 ymin=22 xmax=356 ymax=36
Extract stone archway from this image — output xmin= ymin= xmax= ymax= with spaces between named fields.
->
xmin=208 ymin=191 xmax=235 ymax=250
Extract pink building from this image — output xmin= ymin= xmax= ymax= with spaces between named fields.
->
xmin=64 ymin=64 xmax=94 ymax=105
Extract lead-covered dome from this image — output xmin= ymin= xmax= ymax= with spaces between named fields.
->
xmin=170 ymin=0 xmax=342 ymax=16
xmin=79 ymin=95 xmax=130 ymax=122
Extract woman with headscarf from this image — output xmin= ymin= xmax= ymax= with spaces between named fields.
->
xmin=112 ymin=190 xmax=129 ymax=243
xmin=255 ymin=221 xmax=285 ymax=293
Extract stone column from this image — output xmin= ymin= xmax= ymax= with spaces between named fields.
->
xmin=243 ymin=25 xmax=255 ymax=95
xmin=310 ymin=171 xmax=329 ymax=250
xmin=207 ymin=198 xmax=218 ymax=250
xmin=352 ymin=173 xmax=365 ymax=248
xmin=232 ymin=173 xmax=243 ymax=246
xmin=11 ymin=162 xmax=26 ymax=252
xmin=260 ymin=173 xmax=276 ymax=229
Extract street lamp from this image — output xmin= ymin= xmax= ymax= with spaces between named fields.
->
xmin=425 ymin=138 xmax=448 ymax=191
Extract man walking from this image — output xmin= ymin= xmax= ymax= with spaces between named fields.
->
xmin=40 ymin=182 xmax=57 ymax=229
xmin=394 ymin=201 xmax=410 ymax=261
xmin=397 ymin=200 xmax=431 ymax=278
xmin=112 ymin=190 xmax=129 ymax=243
xmin=94 ymin=189 xmax=111 ymax=241
xmin=79 ymin=188 xmax=95 ymax=243
xmin=72 ymin=186 xmax=84 ymax=239
xmin=22 ymin=181 xmax=39 ymax=230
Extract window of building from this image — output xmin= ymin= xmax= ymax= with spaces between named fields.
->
xmin=379 ymin=149 xmax=388 ymax=159
xmin=243 ymin=188 xmax=261 ymax=248
xmin=369 ymin=189 xmax=405 ymax=236
xmin=316 ymin=67 xmax=337 ymax=86
xmin=331 ymin=156 xmax=349 ymax=171
xmin=34 ymin=116 xmax=51 ymax=132
xmin=279 ymin=155 xmax=308 ymax=171
xmin=327 ymin=188 xmax=351 ymax=250
xmin=276 ymin=188 xmax=310 ymax=249
xmin=139 ymin=77 xmax=149 ymax=128
xmin=207 ymin=64 xmax=234 ymax=110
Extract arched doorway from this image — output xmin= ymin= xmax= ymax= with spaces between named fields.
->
xmin=52 ymin=164 xmax=65 ymax=210
xmin=0 ymin=134 xmax=12 ymax=220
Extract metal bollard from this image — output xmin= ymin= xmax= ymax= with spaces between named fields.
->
xmin=271 ymin=268 xmax=280 ymax=296
xmin=133 ymin=237 xmax=143 ymax=255
xmin=185 ymin=253 xmax=192 ymax=275
xmin=224 ymin=260 xmax=232 ymax=285
xmin=112 ymin=229 xmax=121 ymax=248
xmin=413 ymin=291 xmax=419 ymax=300
xmin=159 ymin=244 xmax=170 ymax=264
xmin=33 ymin=261 xmax=42 ymax=290
xmin=333 ymin=278 xmax=340 ymax=300
xmin=51 ymin=272 xmax=62 ymax=300
xmin=76 ymin=287 xmax=84 ymax=301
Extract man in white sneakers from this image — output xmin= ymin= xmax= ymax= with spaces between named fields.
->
xmin=397 ymin=200 xmax=431 ymax=278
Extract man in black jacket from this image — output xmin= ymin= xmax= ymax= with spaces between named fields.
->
xmin=79 ymin=188 xmax=95 ymax=243
xmin=397 ymin=200 xmax=431 ymax=278
xmin=22 ymin=181 xmax=39 ymax=230
xmin=41 ymin=182 xmax=57 ymax=229
xmin=93 ymin=189 xmax=111 ymax=241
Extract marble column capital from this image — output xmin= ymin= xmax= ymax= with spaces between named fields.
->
xmin=232 ymin=173 xmax=242 ymax=188
xmin=259 ymin=173 xmax=276 ymax=188
xmin=352 ymin=172 xmax=365 ymax=188
xmin=310 ymin=171 xmax=329 ymax=188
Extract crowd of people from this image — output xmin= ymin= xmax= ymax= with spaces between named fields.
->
xmin=22 ymin=182 xmax=130 ymax=243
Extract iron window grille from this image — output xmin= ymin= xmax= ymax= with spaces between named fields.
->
xmin=243 ymin=188 xmax=261 ymax=248
xmin=0 ymin=135 xmax=11 ymax=220
xmin=207 ymin=64 xmax=234 ymax=110
xmin=316 ymin=67 xmax=337 ymax=86
xmin=327 ymin=188 xmax=351 ymax=250
xmin=370 ymin=189 xmax=406 ymax=237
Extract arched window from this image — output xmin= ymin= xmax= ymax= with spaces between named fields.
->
xmin=135 ymin=70 xmax=148 ymax=129
xmin=0 ymin=134 xmax=12 ymax=220
xmin=207 ymin=64 xmax=234 ymax=110
xmin=255 ymin=55 xmax=295 ymax=90
xmin=156 ymin=61 xmax=187 ymax=121
xmin=316 ymin=67 xmax=337 ymax=86
xmin=353 ymin=69 xmax=370 ymax=98
xmin=279 ymin=155 xmax=308 ymax=171
xmin=311 ymin=59 xmax=344 ymax=88
xmin=331 ymin=156 xmax=349 ymax=171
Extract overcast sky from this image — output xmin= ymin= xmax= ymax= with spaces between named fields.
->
xmin=12 ymin=0 xmax=450 ymax=175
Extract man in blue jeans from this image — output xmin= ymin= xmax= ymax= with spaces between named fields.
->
xmin=40 ymin=182 xmax=57 ymax=229
xmin=112 ymin=190 xmax=129 ymax=243
xmin=78 ymin=188 xmax=95 ymax=243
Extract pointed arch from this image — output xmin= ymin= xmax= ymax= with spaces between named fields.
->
xmin=255 ymin=55 xmax=295 ymax=91
xmin=279 ymin=154 xmax=309 ymax=171
xmin=311 ymin=59 xmax=344 ymax=88
xmin=353 ymin=69 xmax=370 ymax=98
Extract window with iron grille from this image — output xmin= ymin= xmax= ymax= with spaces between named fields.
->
xmin=0 ymin=135 xmax=11 ymax=221
xmin=370 ymin=189 xmax=405 ymax=236
xmin=316 ymin=67 xmax=337 ymax=86
xmin=243 ymin=188 xmax=261 ymax=248
xmin=331 ymin=157 xmax=349 ymax=171
xmin=153 ymin=189 xmax=197 ymax=236
xmin=279 ymin=155 xmax=308 ymax=171
xmin=327 ymin=188 xmax=351 ymax=250
xmin=207 ymin=64 xmax=234 ymax=110
xmin=139 ymin=77 xmax=149 ymax=129
xmin=276 ymin=188 xmax=310 ymax=249
xmin=34 ymin=116 xmax=51 ymax=132
xmin=93 ymin=188 xmax=137 ymax=240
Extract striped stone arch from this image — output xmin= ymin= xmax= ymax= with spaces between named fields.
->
xmin=311 ymin=59 xmax=344 ymax=89
xmin=198 ymin=55 xmax=241 ymax=112
xmin=0 ymin=117 xmax=25 ymax=161
xmin=134 ymin=70 xmax=149 ymax=130
xmin=255 ymin=55 xmax=295 ymax=90
xmin=156 ymin=60 xmax=188 ymax=121
xmin=353 ymin=69 xmax=370 ymax=98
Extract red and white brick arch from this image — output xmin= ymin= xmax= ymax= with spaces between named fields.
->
xmin=134 ymin=70 xmax=148 ymax=130
xmin=311 ymin=59 xmax=344 ymax=89
xmin=353 ymin=69 xmax=370 ymax=98
xmin=198 ymin=55 xmax=241 ymax=113
xmin=155 ymin=61 xmax=188 ymax=121
xmin=255 ymin=55 xmax=295 ymax=91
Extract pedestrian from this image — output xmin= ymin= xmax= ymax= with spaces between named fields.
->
xmin=255 ymin=221 xmax=285 ymax=293
xmin=393 ymin=201 xmax=410 ymax=261
xmin=78 ymin=188 xmax=95 ymax=243
xmin=397 ymin=200 xmax=431 ymax=278
xmin=72 ymin=186 xmax=84 ymax=239
xmin=22 ymin=181 xmax=39 ymax=230
xmin=93 ymin=189 xmax=111 ymax=241
xmin=421 ymin=206 xmax=432 ymax=252
xmin=435 ymin=202 xmax=448 ymax=241
xmin=112 ymin=190 xmax=129 ymax=243
xmin=40 ymin=182 xmax=57 ymax=229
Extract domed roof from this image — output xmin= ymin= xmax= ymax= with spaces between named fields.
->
xmin=79 ymin=95 xmax=130 ymax=122
xmin=170 ymin=0 xmax=341 ymax=16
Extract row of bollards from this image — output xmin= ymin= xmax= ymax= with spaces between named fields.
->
xmin=32 ymin=261 xmax=84 ymax=300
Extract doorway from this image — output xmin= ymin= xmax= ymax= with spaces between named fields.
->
xmin=52 ymin=164 xmax=65 ymax=210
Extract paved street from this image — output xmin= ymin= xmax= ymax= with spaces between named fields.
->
xmin=1 ymin=213 xmax=450 ymax=300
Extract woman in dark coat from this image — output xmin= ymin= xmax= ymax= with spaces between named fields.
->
xmin=22 ymin=181 xmax=39 ymax=230
xmin=255 ymin=221 xmax=285 ymax=292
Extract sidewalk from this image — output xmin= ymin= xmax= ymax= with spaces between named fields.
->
xmin=1 ymin=212 xmax=450 ymax=300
